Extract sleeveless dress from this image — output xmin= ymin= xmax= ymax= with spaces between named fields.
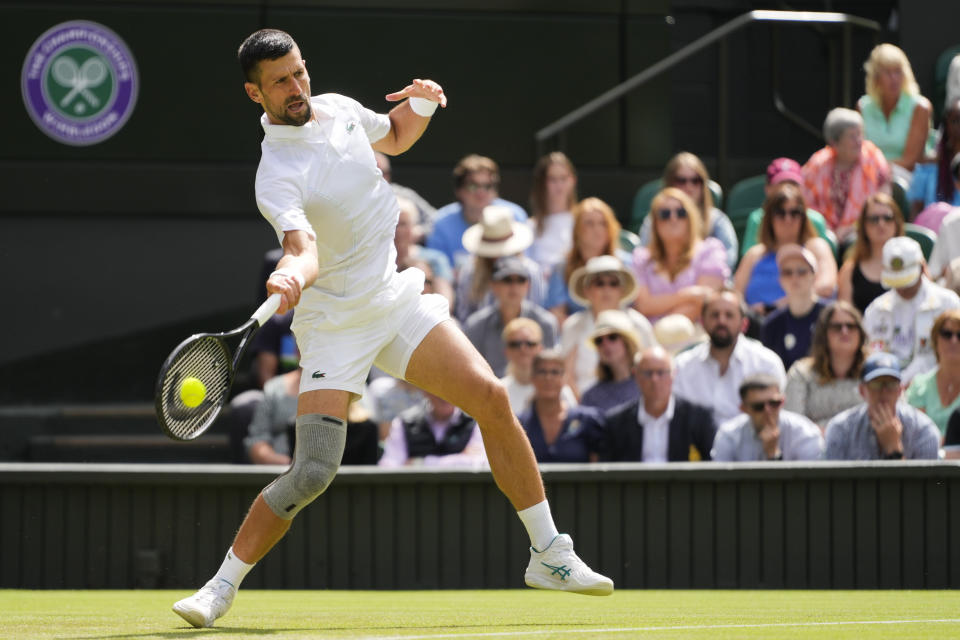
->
xmin=851 ymin=262 xmax=886 ymax=315
xmin=744 ymin=252 xmax=784 ymax=307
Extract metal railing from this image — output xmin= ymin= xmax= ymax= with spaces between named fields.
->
xmin=534 ymin=10 xmax=881 ymax=185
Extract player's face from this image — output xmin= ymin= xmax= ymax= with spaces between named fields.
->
xmin=245 ymin=48 xmax=312 ymax=126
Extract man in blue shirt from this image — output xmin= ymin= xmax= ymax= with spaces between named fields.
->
xmin=426 ymin=154 xmax=527 ymax=271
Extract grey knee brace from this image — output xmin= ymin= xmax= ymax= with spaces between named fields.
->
xmin=262 ymin=413 xmax=346 ymax=519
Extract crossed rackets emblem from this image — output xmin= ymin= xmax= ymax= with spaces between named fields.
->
xmin=52 ymin=55 xmax=108 ymax=113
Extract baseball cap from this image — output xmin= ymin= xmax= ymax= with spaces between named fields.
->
xmin=766 ymin=157 xmax=803 ymax=186
xmin=776 ymin=243 xmax=818 ymax=273
xmin=491 ymin=256 xmax=530 ymax=281
xmin=880 ymin=237 xmax=923 ymax=289
xmin=861 ymin=352 xmax=902 ymax=382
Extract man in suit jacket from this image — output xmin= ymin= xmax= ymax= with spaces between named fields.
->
xmin=601 ymin=346 xmax=717 ymax=462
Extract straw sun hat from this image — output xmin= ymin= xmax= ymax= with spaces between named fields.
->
xmin=461 ymin=205 xmax=533 ymax=258
xmin=567 ymin=255 xmax=639 ymax=307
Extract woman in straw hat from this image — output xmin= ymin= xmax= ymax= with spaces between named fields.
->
xmin=455 ymin=205 xmax=544 ymax=322
xmin=561 ymin=255 xmax=655 ymax=397
xmin=579 ymin=310 xmax=642 ymax=412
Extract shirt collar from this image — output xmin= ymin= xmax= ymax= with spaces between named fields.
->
xmin=259 ymin=96 xmax=335 ymax=140
xmin=638 ymin=394 xmax=675 ymax=424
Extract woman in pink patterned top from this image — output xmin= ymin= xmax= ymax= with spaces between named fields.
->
xmin=802 ymin=107 xmax=892 ymax=245
xmin=631 ymin=187 xmax=730 ymax=323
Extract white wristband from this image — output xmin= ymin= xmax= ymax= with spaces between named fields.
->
xmin=270 ymin=268 xmax=305 ymax=289
xmin=409 ymin=97 xmax=438 ymax=117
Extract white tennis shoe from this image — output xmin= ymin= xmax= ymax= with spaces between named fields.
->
xmin=172 ymin=578 xmax=236 ymax=628
xmin=524 ymin=533 xmax=614 ymax=596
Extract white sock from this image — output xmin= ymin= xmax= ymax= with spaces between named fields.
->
xmin=213 ymin=547 xmax=254 ymax=589
xmin=517 ymin=500 xmax=560 ymax=552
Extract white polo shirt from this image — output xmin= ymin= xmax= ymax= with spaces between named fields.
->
xmin=255 ymin=93 xmax=416 ymax=327
xmin=672 ymin=336 xmax=786 ymax=424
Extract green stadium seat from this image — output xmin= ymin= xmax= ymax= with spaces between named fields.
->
xmin=905 ymin=222 xmax=937 ymax=261
xmin=629 ymin=178 xmax=724 ymax=233
xmin=619 ymin=229 xmax=642 ymax=253
xmin=725 ymin=175 xmax=767 ymax=244
xmin=892 ymin=174 xmax=911 ymax=221
xmin=934 ymin=44 xmax=960 ymax=119
xmin=629 ymin=179 xmax=662 ymax=233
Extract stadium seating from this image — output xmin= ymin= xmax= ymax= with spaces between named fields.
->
xmin=892 ymin=174 xmax=912 ymax=221
xmin=905 ymin=222 xmax=937 ymax=260
xmin=619 ymin=228 xmax=642 ymax=253
xmin=725 ymin=174 xmax=767 ymax=243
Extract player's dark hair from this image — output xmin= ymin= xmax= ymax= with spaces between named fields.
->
xmin=238 ymin=29 xmax=297 ymax=83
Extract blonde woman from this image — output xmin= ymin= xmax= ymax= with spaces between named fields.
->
xmin=632 ymin=187 xmax=728 ymax=323
xmin=543 ymin=197 xmax=626 ymax=325
xmin=906 ymin=309 xmax=960 ymax=437
xmin=638 ymin=152 xmax=738 ymax=267
xmin=858 ymin=43 xmax=933 ymax=173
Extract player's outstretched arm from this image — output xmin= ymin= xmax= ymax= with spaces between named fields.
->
xmin=267 ymin=229 xmax=319 ymax=314
xmin=373 ymin=78 xmax=447 ymax=156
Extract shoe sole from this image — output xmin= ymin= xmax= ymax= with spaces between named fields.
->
xmin=172 ymin=603 xmax=211 ymax=628
xmin=524 ymin=574 xmax=614 ymax=596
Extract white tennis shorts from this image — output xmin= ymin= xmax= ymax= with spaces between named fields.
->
xmin=292 ymin=284 xmax=449 ymax=396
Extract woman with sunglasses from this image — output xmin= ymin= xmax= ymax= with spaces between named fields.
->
xmin=784 ymin=301 xmax=869 ymax=429
xmin=638 ymin=152 xmax=738 ymax=268
xmin=837 ymin=193 xmax=905 ymax=314
xmin=632 ymin=187 xmax=729 ymax=323
xmin=561 ymin=255 xmax=655 ymax=397
xmin=579 ymin=310 xmax=642 ymax=412
xmin=905 ymin=309 xmax=960 ymax=438
xmin=519 ymin=349 xmax=605 ymax=463
xmin=735 ymin=182 xmax=837 ymax=314
xmin=543 ymin=197 xmax=628 ymax=326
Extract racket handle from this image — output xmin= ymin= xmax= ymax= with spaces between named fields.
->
xmin=252 ymin=293 xmax=283 ymax=326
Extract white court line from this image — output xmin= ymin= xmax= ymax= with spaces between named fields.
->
xmin=363 ymin=618 xmax=960 ymax=640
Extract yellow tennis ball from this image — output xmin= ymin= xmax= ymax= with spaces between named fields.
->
xmin=180 ymin=377 xmax=206 ymax=408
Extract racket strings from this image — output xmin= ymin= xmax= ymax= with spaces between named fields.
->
xmin=158 ymin=337 xmax=232 ymax=440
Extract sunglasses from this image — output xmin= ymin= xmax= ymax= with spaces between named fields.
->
xmin=780 ymin=267 xmax=811 ymax=278
xmin=866 ymin=379 xmax=900 ymax=392
xmin=747 ymin=398 xmax=784 ymax=412
xmin=593 ymin=333 xmax=622 ymax=347
xmin=637 ymin=368 xmax=670 ymax=379
xmin=773 ymin=207 xmax=805 ymax=220
xmin=673 ymin=175 xmax=703 ymax=186
xmin=534 ymin=368 xmax=564 ymax=378
xmin=506 ymin=340 xmax=539 ymax=349
xmin=657 ymin=207 xmax=688 ymax=221
xmin=464 ymin=181 xmax=497 ymax=193
xmin=588 ymin=276 xmax=622 ymax=288
xmin=498 ymin=275 xmax=529 ymax=285
xmin=828 ymin=322 xmax=859 ymax=334
xmin=939 ymin=329 xmax=960 ymax=342
xmin=865 ymin=213 xmax=895 ymax=225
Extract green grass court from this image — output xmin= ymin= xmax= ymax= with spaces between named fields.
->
xmin=4 ymin=589 xmax=959 ymax=639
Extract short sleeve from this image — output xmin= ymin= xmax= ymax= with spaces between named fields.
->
xmin=692 ymin=237 xmax=731 ymax=281
xmin=338 ymin=94 xmax=391 ymax=143
xmin=255 ymin=165 xmax=316 ymax=242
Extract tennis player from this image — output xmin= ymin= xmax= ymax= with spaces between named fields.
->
xmin=172 ymin=29 xmax=612 ymax=628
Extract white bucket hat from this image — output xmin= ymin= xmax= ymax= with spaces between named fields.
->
xmin=568 ymin=255 xmax=639 ymax=307
xmin=461 ymin=205 xmax=533 ymax=258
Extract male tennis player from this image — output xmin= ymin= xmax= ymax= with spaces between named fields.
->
xmin=172 ymin=29 xmax=612 ymax=628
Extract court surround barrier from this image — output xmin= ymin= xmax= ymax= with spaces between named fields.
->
xmin=2 ymin=461 xmax=959 ymax=590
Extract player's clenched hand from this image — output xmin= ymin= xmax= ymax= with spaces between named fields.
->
xmin=385 ymin=79 xmax=448 ymax=108
xmin=266 ymin=271 xmax=302 ymax=314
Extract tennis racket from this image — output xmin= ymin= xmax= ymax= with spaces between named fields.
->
xmin=155 ymin=293 xmax=282 ymax=441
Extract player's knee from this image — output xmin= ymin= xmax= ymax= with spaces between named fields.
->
xmin=262 ymin=413 xmax=346 ymax=520
xmin=467 ymin=376 xmax=511 ymax=424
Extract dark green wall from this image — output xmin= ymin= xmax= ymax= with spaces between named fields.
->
xmin=2 ymin=462 xmax=958 ymax=589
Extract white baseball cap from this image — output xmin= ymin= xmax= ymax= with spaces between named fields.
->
xmin=880 ymin=237 xmax=922 ymax=289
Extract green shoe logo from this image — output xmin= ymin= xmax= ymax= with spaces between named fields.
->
xmin=541 ymin=562 xmax=571 ymax=581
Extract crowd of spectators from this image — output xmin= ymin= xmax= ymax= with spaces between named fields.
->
xmin=232 ymin=43 xmax=960 ymax=468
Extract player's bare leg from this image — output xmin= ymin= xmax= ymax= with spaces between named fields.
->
xmin=173 ymin=389 xmax=350 ymax=627
xmin=405 ymin=320 xmax=613 ymax=595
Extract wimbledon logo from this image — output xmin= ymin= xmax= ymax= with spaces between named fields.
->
xmin=21 ymin=20 xmax=138 ymax=146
